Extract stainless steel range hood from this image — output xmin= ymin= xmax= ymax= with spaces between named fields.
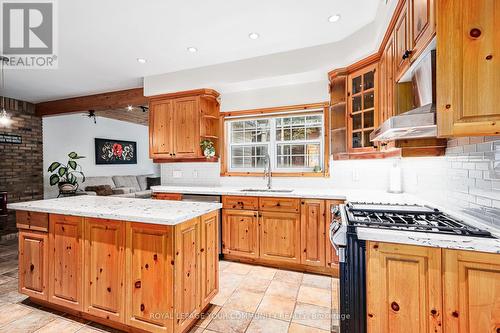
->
xmin=370 ymin=104 xmax=436 ymax=141
xmin=371 ymin=48 xmax=436 ymax=142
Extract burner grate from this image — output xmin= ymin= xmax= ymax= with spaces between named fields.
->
xmin=346 ymin=202 xmax=493 ymax=238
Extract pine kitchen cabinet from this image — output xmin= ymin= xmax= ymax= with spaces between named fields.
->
xmin=221 ymin=195 xmax=341 ymax=276
xmin=443 ymin=249 xmax=500 ymax=333
xmin=300 ymin=199 xmax=326 ymax=267
xmin=437 ymin=0 xmax=500 ymax=137
xmin=367 ymin=242 xmax=443 ymax=333
xmin=149 ymin=88 xmax=220 ymax=162
xmin=11 ymin=196 xmax=222 ymax=333
xmin=222 ymin=209 xmax=259 ymax=259
xmin=367 ymin=241 xmax=500 ymax=333
xmin=18 ymin=229 xmax=48 ymax=301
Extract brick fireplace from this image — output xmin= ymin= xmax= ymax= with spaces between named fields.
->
xmin=0 ymin=97 xmax=43 ymax=234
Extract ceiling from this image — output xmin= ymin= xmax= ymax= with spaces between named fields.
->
xmin=1 ymin=0 xmax=388 ymax=104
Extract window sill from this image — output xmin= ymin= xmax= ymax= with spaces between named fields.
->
xmin=221 ymin=171 xmax=329 ymax=178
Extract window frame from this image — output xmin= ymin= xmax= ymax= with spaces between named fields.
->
xmin=221 ymin=103 xmax=330 ymax=177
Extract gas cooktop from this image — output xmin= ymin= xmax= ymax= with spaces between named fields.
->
xmin=344 ymin=202 xmax=493 ymax=238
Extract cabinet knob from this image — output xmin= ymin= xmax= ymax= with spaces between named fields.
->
xmin=135 ymin=281 xmax=141 ymax=289
xmin=390 ymin=301 xmax=400 ymax=312
xmin=402 ymin=50 xmax=413 ymax=60
xmin=30 ymin=264 xmax=35 ymax=272
xmin=451 ymin=311 xmax=459 ymax=318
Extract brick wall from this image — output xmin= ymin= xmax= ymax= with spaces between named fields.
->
xmin=0 ymin=97 xmax=43 ymax=232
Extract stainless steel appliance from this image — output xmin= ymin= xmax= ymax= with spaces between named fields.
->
xmin=329 ymin=202 xmax=494 ymax=333
xmin=182 ymin=194 xmax=223 ymax=256
xmin=370 ymin=49 xmax=436 ymax=142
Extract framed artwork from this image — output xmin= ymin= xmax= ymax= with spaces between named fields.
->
xmin=95 ymin=138 xmax=137 ymax=165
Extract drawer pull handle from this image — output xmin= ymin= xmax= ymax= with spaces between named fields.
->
xmin=391 ymin=302 xmax=400 ymax=312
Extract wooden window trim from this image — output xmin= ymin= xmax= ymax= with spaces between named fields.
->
xmin=220 ymin=102 xmax=330 ymax=178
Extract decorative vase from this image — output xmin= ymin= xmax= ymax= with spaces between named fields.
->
xmin=204 ymin=146 xmax=216 ymax=158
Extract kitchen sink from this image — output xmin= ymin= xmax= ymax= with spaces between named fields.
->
xmin=240 ymin=188 xmax=294 ymax=193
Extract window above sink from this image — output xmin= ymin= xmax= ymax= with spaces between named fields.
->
xmin=222 ymin=103 xmax=330 ymax=178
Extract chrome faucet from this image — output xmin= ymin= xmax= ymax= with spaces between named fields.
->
xmin=263 ymin=153 xmax=272 ymax=190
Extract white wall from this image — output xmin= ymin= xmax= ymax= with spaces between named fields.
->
xmin=43 ymin=114 xmax=159 ymax=198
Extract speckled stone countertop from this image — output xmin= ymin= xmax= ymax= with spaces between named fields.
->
xmin=151 ymin=185 xmax=419 ymax=203
xmin=7 ymin=196 xmax=222 ymax=226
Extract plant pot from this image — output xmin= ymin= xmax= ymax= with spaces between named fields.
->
xmin=203 ymin=147 xmax=216 ymax=158
xmin=58 ymin=182 xmax=78 ymax=193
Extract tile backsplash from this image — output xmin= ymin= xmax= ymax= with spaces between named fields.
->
xmin=160 ymin=136 xmax=500 ymax=227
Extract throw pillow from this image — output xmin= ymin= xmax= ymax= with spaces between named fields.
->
xmin=146 ymin=177 xmax=161 ymax=190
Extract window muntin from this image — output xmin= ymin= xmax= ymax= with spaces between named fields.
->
xmin=227 ymin=113 xmax=324 ymax=172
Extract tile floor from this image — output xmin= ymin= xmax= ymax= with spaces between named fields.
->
xmin=0 ymin=238 xmax=340 ymax=333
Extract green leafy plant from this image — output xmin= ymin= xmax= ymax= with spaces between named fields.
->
xmin=200 ymin=139 xmax=216 ymax=158
xmin=48 ymin=152 xmax=86 ymax=187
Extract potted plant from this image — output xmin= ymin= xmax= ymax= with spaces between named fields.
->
xmin=48 ymin=152 xmax=86 ymax=193
xmin=200 ymin=139 xmax=216 ymax=158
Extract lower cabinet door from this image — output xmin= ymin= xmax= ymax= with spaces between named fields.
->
xmin=174 ymin=218 xmax=201 ymax=332
xmin=222 ymin=209 xmax=259 ymax=258
xmin=126 ymin=223 xmax=174 ymax=333
xmin=443 ymin=249 xmax=500 ymax=333
xmin=19 ymin=230 xmax=48 ymax=300
xmin=200 ymin=211 xmax=219 ymax=307
xmin=48 ymin=214 xmax=84 ymax=311
xmin=259 ymin=211 xmax=301 ymax=264
xmin=300 ymin=199 xmax=326 ymax=267
xmin=84 ymin=218 xmax=125 ymax=322
xmin=366 ymin=242 xmax=442 ymax=333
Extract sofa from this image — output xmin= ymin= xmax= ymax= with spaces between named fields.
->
xmin=81 ymin=175 xmax=156 ymax=198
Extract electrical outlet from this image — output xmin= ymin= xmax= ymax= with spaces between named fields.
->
xmin=173 ymin=170 xmax=183 ymax=178
xmin=352 ymin=169 xmax=360 ymax=182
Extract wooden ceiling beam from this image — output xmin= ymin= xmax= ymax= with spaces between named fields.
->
xmin=35 ymin=87 xmax=148 ymax=116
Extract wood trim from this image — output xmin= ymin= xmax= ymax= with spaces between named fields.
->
xmin=223 ymin=255 xmax=336 ymax=277
xmin=148 ymin=88 xmax=220 ymax=101
xmin=222 ymin=102 xmax=329 ymax=118
xmin=153 ymin=157 xmax=219 ymax=163
xmin=346 ymin=53 xmax=381 ymax=74
xmin=35 ymin=88 xmax=147 ymax=117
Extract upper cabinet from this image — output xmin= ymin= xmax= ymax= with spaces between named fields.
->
xmin=394 ymin=1 xmax=411 ymax=81
xmin=410 ymin=0 xmax=435 ymax=60
xmin=437 ymin=0 xmax=500 ymax=137
xmin=347 ymin=64 xmax=378 ymax=152
xmin=149 ymin=89 xmax=220 ymax=162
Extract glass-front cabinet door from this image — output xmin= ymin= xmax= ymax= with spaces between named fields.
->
xmin=347 ymin=64 xmax=378 ymax=151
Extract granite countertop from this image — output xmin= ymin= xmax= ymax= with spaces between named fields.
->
xmin=151 ymin=185 xmax=420 ymax=203
xmin=7 ymin=196 xmax=222 ymax=226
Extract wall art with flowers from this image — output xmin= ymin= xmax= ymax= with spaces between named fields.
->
xmin=94 ymin=138 xmax=137 ymax=165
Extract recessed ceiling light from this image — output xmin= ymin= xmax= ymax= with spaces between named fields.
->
xmin=328 ymin=14 xmax=341 ymax=23
xmin=136 ymin=58 xmax=147 ymax=64
xmin=127 ymin=105 xmax=133 ymax=111
xmin=248 ymin=32 xmax=260 ymax=40
xmin=187 ymin=47 xmax=198 ymax=53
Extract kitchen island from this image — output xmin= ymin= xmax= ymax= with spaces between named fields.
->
xmin=8 ymin=196 xmax=222 ymax=333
